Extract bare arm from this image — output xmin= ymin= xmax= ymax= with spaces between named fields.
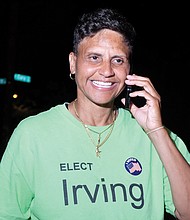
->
xmin=148 ymin=128 xmax=190 ymax=220
xmin=123 ymin=74 xmax=190 ymax=219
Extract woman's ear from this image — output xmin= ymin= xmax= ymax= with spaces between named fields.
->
xmin=69 ymin=52 xmax=76 ymax=73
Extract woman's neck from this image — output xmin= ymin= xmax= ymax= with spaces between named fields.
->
xmin=69 ymin=99 xmax=116 ymax=126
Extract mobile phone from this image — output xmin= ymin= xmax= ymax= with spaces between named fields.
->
xmin=124 ymin=57 xmax=133 ymax=109
xmin=124 ymin=85 xmax=146 ymax=109
xmin=124 ymin=85 xmax=133 ymax=109
xmin=124 ymin=62 xmax=146 ymax=109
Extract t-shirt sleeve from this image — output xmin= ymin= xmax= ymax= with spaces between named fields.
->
xmin=0 ymin=124 xmax=34 ymax=219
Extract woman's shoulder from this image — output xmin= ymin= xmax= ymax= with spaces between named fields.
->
xmin=16 ymin=103 xmax=66 ymax=130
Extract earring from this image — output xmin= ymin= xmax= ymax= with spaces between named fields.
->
xmin=69 ymin=72 xmax=75 ymax=80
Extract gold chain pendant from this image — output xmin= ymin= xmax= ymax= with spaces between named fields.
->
xmin=73 ymin=99 xmax=115 ymax=157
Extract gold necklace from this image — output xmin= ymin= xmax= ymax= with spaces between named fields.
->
xmin=73 ymin=99 xmax=116 ymax=157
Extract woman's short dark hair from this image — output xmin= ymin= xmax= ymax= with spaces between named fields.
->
xmin=73 ymin=8 xmax=136 ymax=54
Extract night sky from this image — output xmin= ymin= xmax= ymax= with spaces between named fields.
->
xmin=0 ymin=1 xmax=189 ymax=149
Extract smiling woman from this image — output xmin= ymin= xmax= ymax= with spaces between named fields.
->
xmin=0 ymin=7 xmax=190 ymax=220
xmin=69 ymin=28 xmax=130 ymax=109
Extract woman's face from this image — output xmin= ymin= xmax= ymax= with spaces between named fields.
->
xmin=69 ymin=29 xmax=131 ymax=106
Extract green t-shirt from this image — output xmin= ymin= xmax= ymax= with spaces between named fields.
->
xmin=0 ymin=103 xmax=189 ymax=219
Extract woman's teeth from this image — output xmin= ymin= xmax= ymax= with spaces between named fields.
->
xmin=92 ymin=81 xmax=113 ymax=88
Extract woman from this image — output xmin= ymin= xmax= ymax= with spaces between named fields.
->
xmin=0 ymin=8 xmax=190 ymax=220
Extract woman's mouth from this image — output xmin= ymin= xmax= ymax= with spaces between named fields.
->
xmin=92 ymin=80 xmax=114 ymax=88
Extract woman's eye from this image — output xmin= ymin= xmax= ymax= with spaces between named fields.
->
xmin=113 ymin=58 xmax=123 ymax=65
xmin=90 ymin=55 xmax=99 ymax=61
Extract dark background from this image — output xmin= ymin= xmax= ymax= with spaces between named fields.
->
xmin=0 ymin=2 xmax=189 ymax=219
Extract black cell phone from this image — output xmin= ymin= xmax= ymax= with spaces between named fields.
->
xmin=124 ymin=85 xmax=133 ymax=109
xmin=124 ymin=85 xmax=146 ymax=109
xmin=124 ymin=60 xmax=146 ymax=109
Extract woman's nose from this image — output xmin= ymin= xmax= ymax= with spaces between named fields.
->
xmin=98 ymin=62 xmax=115 ymax=77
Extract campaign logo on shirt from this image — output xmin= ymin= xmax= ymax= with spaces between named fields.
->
xmin=124 ymin=157 xmax=142 ymax=176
